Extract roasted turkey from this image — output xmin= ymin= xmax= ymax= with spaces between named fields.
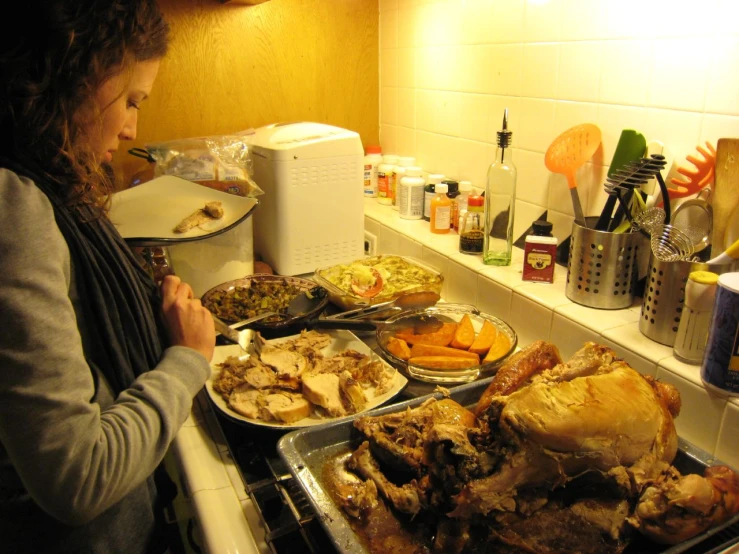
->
xmin=335 ymin=341 xmax=739 ymax=553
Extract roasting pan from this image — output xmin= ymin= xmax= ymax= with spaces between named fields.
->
xmin=277 ymin=377 xmax=739 ymax=554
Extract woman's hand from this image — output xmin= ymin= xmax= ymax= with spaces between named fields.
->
xmin=160 ymin=275 xmax=215 ymax=362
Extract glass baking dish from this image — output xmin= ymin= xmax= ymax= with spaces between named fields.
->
xmin=313 ymin=255 xmax=443 ymax=311
xmin=376 ymin=303 xmax=517 ymax=384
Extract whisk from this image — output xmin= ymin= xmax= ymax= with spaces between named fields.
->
xmin=631 ymin=206 xmax=666 ymax=235
xmin=650 ymin=224 xmax=696 ymax=262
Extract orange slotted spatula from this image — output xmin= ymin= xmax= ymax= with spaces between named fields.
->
xmin=545 ymin=123 xmax=602 ymax=227
xmin=668 ymin=141 xmax=715 ymax=199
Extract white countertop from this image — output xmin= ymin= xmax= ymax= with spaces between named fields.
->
xmin=171 ymin=390 xmax=269 ymax=554
xmin=168 ymin=198 xmax=739 ymax=554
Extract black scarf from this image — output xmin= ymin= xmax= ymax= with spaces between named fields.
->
xmin=7 ymin=161 xmax=167 ymax=394
xmin=4 ymin=161 xmax=178 ymax=523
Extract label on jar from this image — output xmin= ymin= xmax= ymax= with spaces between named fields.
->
xmin=377 ymin=170 xmax=390 ymax=199
xmin=398 ymin=181 xmax=424 ymax=219
xmin=522 ymin=241 xmax=556 ymax=283
xmin=363 ymin=164 xmax=377 ymax=197
xmin=701 ymin=272 xmax=739 ymax=396
xmin=433 ymin=205 xmax=451 ymax=230
xmin=423 ymin=190 xmax=434 ymax=220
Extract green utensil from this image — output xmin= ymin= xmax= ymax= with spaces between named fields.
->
xmin=595 ymin=129 xmax=646 ymax=231
xmin=608 ymin=130 xmax=646 ymax=178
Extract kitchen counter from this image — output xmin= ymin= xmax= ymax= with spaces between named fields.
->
xmin=168 ymin=198 xmax=739 ymax=553
xmin=363 ymin=198 xmax=739 ymax=465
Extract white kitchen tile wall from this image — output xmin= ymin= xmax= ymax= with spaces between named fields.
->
xmin=379 ymin=0 xmax=739 ymax=229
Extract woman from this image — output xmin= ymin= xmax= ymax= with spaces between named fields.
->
xmin=0 ymin=1 xmax=215 ymax=553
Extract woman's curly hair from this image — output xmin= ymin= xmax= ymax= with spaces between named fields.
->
xmin=0 ymin=0 xmax=169 ymax=213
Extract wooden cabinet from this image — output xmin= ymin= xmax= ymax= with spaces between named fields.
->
xmin=221 ymin=0 xmax=270 ymax=4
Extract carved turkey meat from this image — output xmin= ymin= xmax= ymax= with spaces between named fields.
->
xmin=336 ymin=341 xmax=739 ymax=553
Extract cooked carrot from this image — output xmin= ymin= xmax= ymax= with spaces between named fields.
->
xmin=410 ymin=343 xmax=480 ymax=362
xmin=450 ymin=314 xmax=476 ymax=350
xmin=468 ymin=320 xmax=498 ymax=355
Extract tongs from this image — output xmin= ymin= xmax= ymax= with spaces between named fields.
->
xmin=324 ymin=291 xmax=441 ymax=321
xmin=306 ymin=313 xmax=444 ymax=334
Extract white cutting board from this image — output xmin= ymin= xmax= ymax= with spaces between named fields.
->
xmin=109 ymin=175 xmax=258 ymax=244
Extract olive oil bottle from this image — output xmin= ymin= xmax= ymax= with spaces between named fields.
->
xmin=483 ymin=109 xmax=516 ymax=266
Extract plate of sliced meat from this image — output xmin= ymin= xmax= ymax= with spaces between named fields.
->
xmin=205 ymin=329 xmax=408 ymax=429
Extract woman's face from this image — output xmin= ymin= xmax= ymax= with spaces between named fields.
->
xmin=86 ymin=60 xmax=160 ymax=165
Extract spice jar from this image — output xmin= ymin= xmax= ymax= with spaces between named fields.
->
xmin=522 ymin=220 xmax=557 ymax=283
xmin=459 ymin=195 xmax=484 ymax=254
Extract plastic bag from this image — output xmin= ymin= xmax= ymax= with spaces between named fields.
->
xmin=133 ymin=130 xmax=263 ymax=197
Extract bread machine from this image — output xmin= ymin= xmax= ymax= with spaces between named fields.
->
xmin=249 ymin=122 xmax=364 ymax=276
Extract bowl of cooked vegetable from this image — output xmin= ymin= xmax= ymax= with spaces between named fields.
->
xmin=377 ymin=303 xmax=517 ymax=384
xmin=201 ymin=274 xmax=330 ymax=338
xmin=312 ymin=255 xmax=443 ymax=311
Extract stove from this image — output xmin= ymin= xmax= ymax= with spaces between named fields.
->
xmin=207 ymin=329 xmax=739 ymax=554
xmin=214 ymin=413 xmax=338 ymax=554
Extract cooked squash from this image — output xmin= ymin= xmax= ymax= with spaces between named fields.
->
xmin=395 ymin=322 xmax=458 ymax=347
xmin=468 ymin=320 xmax=498 ymax=355
xmin=409 ymin=356 xmax=479 ymax=370
xmin=450 ymin=314 xmax=476 ymax=350
xmin=483 ymin=332 xmax=512 ymax=363
xmin=386 ymin=336 xmax=411 ymax=360
xmin=410 ymin=343 xmax=480 ymax=362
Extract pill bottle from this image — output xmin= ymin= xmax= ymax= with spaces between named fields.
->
xmin=393 ymin=156 xmax=416 ymax=211
xmin=430 ymin=182 xmax=452 ymax=234
xmin=522 ymin=220 xmax=557 ymax=283
xmin=377 ymin=154 xmax=398 ymax=205
xmin=423 ymin=173 xmax=444 ymax=221
xmin=363 ymin=145 xmax=382 ymax=198
xmin=398 ymin=166 xmax=425 ymax=220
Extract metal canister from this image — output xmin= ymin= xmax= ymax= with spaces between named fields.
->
xmin=700 ymin=272 xmax=739 ymax=397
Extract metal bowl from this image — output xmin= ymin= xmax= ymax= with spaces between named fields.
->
xmin=376 ymin=303 xmax=517 ymax=384
xmin=201 ymin=274 xmax=329 ymax=337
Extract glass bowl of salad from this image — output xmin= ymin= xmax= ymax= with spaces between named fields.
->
xmin=313 ymin=255 xmax=443 ymax=311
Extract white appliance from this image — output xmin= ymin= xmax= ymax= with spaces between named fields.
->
xmin=249 ymin=122 xmax=364 ymax=275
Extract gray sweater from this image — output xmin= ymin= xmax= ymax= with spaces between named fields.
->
xmin=0 ymin=169 xmax=211 ymax=553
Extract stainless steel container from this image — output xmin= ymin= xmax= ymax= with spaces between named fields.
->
xmin=639 ymin=256 xmax=737 ymax=346
xmin=566 ymin=222 xmax=647 ymax=309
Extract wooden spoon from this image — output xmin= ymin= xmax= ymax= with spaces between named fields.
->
xmin=545 ymin=123 xmax=602 ymax=227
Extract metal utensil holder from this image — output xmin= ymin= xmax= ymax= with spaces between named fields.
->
xmin=566 ymin=222 xmax=646 ymax=309
xmin=639 ymin=256 xmax=737 ymax=346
